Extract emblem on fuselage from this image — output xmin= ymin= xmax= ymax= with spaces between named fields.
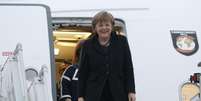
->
xmin=170 ymin=30 xmax=199 ymax=56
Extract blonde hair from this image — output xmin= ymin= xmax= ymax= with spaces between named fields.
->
xmin=92 ymin=11 xmax=115 ymax=33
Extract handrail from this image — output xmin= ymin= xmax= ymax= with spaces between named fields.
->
xmin=0 ymin=57 xmax=10 ymax=72
xmin=1 ymin=43 xmax=22 ymax=72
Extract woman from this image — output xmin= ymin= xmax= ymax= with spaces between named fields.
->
xmin=78 ymin=11 xmax=136 ymax=101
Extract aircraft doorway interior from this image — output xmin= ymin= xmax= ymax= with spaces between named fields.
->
xmin=52 ymin=17 xmax=126 ymax=100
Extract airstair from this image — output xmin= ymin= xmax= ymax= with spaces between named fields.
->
xmin=0 ymin=43 xmax=49 ymax=101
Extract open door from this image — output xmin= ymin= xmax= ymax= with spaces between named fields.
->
xmin=52 ymin=17 xmax=126 ymax=100
xmin=0 ymin=4 xmax=56 ymax=101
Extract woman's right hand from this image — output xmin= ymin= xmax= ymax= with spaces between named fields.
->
xmin=78 ymin=97 xmax=84 ymax=101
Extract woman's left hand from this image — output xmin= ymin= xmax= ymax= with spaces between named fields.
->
xmin=128 ymin=92 xmax=136 ymax=101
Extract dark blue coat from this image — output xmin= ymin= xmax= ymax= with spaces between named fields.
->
xmin=78 ymin=32 xmax=135 ymax=101
xmin=60 ymin=64 xmax=79 ymax=101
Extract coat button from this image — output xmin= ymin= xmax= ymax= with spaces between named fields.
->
xmin=106 ymin=64 xmax=109 ymax=67
xmin=106 ymin=71 xmax=110 ymax=75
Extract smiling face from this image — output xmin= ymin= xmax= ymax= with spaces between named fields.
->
xmin=92 ymin=11 xmax=114 ymax=40
xmin=95 ymin=21 xmax=112 ymax=40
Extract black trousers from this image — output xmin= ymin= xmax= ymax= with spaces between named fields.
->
xmin=100 ymin=80 xmax=114 ymax=101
